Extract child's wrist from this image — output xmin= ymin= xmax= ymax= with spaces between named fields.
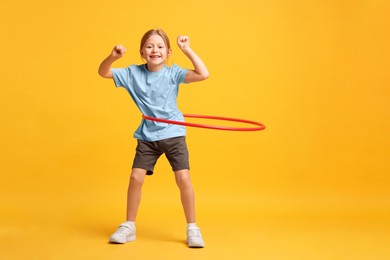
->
xmin=108 ymin=54 xmax=121 ymax=61
xmin=181 ymin=46 xmax=192 ymax=54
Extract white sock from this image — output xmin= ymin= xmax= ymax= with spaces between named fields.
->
xmin=187 ymin=223 xmax=197 ymax=229
xmin=125 ymin=221 xmax=135 ymax=227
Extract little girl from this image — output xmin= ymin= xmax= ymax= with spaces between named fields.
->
xmin=98 ymin=29 xmax=209 ymax=248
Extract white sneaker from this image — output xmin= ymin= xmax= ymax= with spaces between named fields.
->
xmin=109 ymin=222 xmax=136 ymax=244
xmin=186 ymin=226 xmax=205 ymax=248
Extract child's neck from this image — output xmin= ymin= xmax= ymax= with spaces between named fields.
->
xmin=146 ymin=63 xmax=165 ymax=72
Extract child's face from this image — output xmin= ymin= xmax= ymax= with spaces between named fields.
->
xmin=141 ymin=34 xmax=171 ymax=68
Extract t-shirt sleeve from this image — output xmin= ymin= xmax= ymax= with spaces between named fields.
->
xmin=172 ymin=64 xmax=188 ymax=84
xmin=112 ymin=67 xmax=130 ymax=88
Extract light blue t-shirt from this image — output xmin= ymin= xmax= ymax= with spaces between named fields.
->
xmin=112 ymin=64 xmax=188 ymax=141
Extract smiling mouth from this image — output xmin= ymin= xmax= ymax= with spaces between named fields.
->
xmin=150 ymin=55 xmax=161 ymax=58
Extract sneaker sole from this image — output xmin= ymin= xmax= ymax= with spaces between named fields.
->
xmin=186 ymin=239 xmax=205 ymax=248
xmin=109 ymin=235 xmax=136 ymax=244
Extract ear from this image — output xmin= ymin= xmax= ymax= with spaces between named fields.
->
xmin=140 ymin=50 xmax=146 ymax=62
xmin=167 ymin=49 xmax=172 ymax=57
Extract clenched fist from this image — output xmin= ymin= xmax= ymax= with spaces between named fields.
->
xmin=112 ymin=45 xmax=127 ymax=59
xmin=177 ymin=35 xmax=190 ymax=51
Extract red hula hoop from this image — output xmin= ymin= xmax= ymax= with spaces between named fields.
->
xmin=142 ymin=114 xmax=266 ymax=131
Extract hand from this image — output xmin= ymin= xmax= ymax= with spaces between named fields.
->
xmin=111 ymin=45 xmax=127 ymax=59
xmin=177 ymin=35 xmax=190 ymax=51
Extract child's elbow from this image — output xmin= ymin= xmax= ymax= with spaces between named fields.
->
xmin=201 ymin=72 xmax=210 ymax=80
xmin=98 ymin=70 xmax=113 ymax=79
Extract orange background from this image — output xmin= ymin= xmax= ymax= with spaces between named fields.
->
xmin=1 ymin=0 xmax=389 ymax=259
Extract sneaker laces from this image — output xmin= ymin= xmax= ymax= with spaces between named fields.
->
xmin=187 ymin=227 xmax=201 ymax=239
xmin=115 ymin=225 xmax=132 ymax=234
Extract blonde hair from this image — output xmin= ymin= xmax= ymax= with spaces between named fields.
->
xmin=140 ymin=29 xmax=171 ymax=51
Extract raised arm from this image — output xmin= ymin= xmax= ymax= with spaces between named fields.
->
xmin=177 ymin=36 xmax=209 ymax=83
xmin=98 ymin=45 xmax=127 ymax=79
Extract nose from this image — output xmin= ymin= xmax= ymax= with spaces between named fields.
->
xmin=152 ymin=46 xmax=159 ymax=52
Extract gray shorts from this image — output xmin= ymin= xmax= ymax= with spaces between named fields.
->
xmin=132 ymin=136 xmax=190 ymax=175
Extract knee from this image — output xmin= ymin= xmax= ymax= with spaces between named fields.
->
xmin=130 ymin=171 xmax=146 ymax=186
xmin=175 ymin=171 xmax=192 ymax=188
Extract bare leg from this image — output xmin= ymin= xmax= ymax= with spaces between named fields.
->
xmin=126 ymin=168 xmax=147 ymax=221
xmin=174 ymin=169 xmax=196 ymax=223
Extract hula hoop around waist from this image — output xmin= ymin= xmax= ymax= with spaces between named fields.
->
xmin=142 ymin=114 xmax=266 ymax=131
